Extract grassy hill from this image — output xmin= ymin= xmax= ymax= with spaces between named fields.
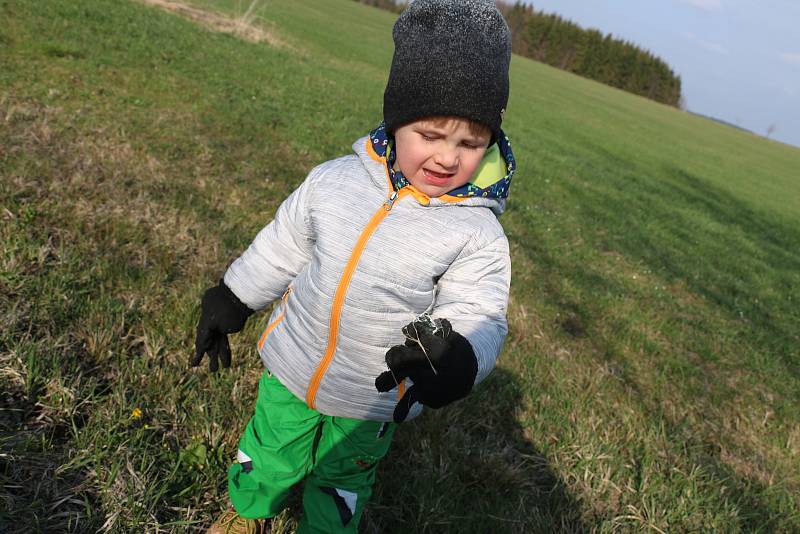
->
xmin=1 ymin=0 xmax=798 ymax=531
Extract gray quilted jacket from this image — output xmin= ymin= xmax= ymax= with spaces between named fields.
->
xmin=224 ymin=129 xmax=515 ymax=421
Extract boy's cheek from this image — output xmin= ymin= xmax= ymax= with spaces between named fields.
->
xmin=462 ymin=153 xmax=487 ymax=182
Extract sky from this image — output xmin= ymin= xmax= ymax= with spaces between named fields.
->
xmin=522 ymin=0 xmax=800 ymax=148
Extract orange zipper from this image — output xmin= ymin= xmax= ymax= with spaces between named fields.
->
xmin=257 ymin=287 xmax=292 ymax=350
xmin=305 ymin=189 xmax=410 ymax=408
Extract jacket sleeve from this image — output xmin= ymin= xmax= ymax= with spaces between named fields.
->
xmin=432 ymin=232 xmax=511 ymax=384
xmin=222 ymin=165 xmax=322 ymax=311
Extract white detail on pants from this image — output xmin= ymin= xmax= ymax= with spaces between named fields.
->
xmin=237 ymin=449 xmax=253 ymax=464
xmin=376 ymin=422 xmax=388 ymax=438
xmin=334 ymin=488 xmax=357 ymax=517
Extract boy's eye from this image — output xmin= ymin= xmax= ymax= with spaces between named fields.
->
xmin=420 ymin=133 xmax=436 ymax=141
xmin=461 ymin=142 xmax=481 ymax=149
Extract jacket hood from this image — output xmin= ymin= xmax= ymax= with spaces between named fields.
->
xmin=353 ymin=122 xmax=516 ymax=215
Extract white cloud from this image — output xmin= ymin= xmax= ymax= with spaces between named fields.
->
xmin=702 ymin=41 xmax=729 ymax=55
xmin=682 ymin=31 xmax=729 ymax=55
xmin=677 ymin=0 xmax=723 ymax=10
xmin=780 ymin=53 xmax=800 ymax=65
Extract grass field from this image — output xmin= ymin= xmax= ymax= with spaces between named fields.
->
xmin=1 ymin=0 xmax=799 ymax=532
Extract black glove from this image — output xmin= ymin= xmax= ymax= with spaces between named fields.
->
xmin=375 ymin=316 xmax=478 ymax=423
xmin=190 ymin=280 xmax=254 ymax=372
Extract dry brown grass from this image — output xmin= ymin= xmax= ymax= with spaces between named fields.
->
xmin=1 ymin=89 xmax=231 ymax=530
xmin=1 ymin=95 xmax=222 ymax=277
xmin=137 ymin=0 xmax=285 ymax=47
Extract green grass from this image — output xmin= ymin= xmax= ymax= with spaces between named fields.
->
xmin=1 ymin=0 xmax=798 ymax=532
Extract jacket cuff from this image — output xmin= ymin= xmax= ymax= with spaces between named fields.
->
xmin=219 ymin=279 xmax=255 ymax=317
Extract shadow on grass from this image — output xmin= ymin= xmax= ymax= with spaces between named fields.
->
xmin=520 ymin=268 xmax=796 ymax=531
xmin=367 ymin=368 xmax=586 ymax=533
xmin=0 ymin=342 xmax=111 ymax=534
xmin=565 ymin=144 xmax=800 ymax=375
xmin=505 ymin=167 xmax=800 ymax=529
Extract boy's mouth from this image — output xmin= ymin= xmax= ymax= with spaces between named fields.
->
xmin=422 ymin=168 xmax=455 ymax=185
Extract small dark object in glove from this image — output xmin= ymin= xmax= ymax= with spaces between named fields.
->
xmin=190 ymin=280 xmax=254 ymax=372
xmin=375 ymin=316 xmax=478 ymax=423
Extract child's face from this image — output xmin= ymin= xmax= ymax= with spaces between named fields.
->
xmin=393 ymin=117 xmax=490 ymax=198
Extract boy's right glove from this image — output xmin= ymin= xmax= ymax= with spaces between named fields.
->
xmin=190 ymin=280 xmax=254 ymax=372
xmin=375 ymin=316 xmax=478 ymax=423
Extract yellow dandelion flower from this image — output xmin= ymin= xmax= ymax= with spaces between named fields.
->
xmin=131 ymin=407 xmax=142 ymax=419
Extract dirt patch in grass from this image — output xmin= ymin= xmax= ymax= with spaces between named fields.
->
xmin=137 ymin=0 xmax=284 ymax=47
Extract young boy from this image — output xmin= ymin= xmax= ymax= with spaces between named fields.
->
xmin=192 ymin=1 xmax=516 ymax=531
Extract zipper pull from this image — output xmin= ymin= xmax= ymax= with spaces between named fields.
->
xmin=384 ymin=190 xmax=399 ymax=211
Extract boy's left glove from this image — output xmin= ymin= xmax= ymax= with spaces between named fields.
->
xmin=375 ymin=316 xmax=478 ymax=423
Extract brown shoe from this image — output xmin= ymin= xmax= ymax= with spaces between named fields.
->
xmin=206 ymin=508 xmax=271 ymax=534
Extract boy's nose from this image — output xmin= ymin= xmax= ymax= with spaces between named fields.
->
xmin=433 ymin=148 xmax=458 ymax=170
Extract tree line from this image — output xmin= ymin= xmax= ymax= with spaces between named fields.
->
xmin=353 ymin=0 xmax=683 ymax=107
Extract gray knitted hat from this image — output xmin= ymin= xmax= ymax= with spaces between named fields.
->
xmin=383 ymin=0 xmax=512 ymax=138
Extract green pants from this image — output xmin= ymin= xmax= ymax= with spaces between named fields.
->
xmin=229 ymin=372 xmax=396 ymax=533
